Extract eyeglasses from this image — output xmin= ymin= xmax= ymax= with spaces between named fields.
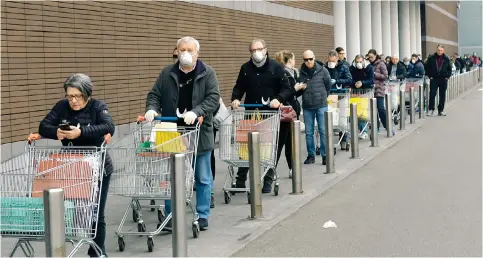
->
xmin=250 ymin=47 xmax=265 ymax=53
xmin=303 ymin=58 xmax=314 ymax=62
xmin=65 ymin=94 xmax=84 ymax=101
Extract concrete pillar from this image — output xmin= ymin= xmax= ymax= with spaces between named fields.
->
xmin=398 ymin=0 xmax=411 ymax=59
xmin=359 ymin=0 xmax=372 ymax=54
xmin=381 ymin=0 xmax=392 ymax=57
xmin=409 ymin=1 xmax=417 ymax=55
xmin=390 ymin=1 xmax=399 ymax=57
xmin=334 ymin=0 xmax=347 ymax=51
xmin=415 ymin=1 xmax=422 ymax=55
xmin=371 ymin=0 xmax=383 ymax=54
xmin=346 ymin=0 xmax=361 ymax=61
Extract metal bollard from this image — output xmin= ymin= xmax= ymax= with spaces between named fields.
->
xmin=385 ymin=93 xmax=392 ymax=138
xmin=425 ymin=80 xmax=430 ymax=113
xmin=172 ymin=153 xmax=187 ymax=257
xmin=409 ymin=87 xmax=415 ymax=124
xmin=290 ymin=120 xmax=303 ymax=194
xmin=370 ymin=98 xmax=378 ymax=147
xmin=418 ymin=85 xmax=424 ymax=119
xmin=399 ymin=90 xmax=405 ymax=130
xmin=44 ymin=188 xmax=66 ymax=258
xmin=349 ymin=103 xmax=359 ymax=158
xmin=324 ymin=111 xmax=335 ymax=174
xmin=248 ymin=132 xmax=262 ymax=218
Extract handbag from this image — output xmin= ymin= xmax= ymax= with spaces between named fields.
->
xmin=280 ymin=105 xmax=297 ymax=122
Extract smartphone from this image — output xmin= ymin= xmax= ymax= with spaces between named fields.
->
xmin=58 ymin=123 xmax=72 ymax=131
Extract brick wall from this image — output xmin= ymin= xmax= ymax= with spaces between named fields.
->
xmin=1 ymin=0 xmax=334 ymax=144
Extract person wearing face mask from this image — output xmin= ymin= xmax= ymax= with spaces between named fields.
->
xmin=231 ymin=39 xmax=292 ymax=193
xmin=145 ymin=36 xmax=220 ymax=231
xmin=424 ymin=44 xmax=452 ymax=116
xmin=326 ymin=50 xmax=353 ymax=88
xmin=298 ymin=50 xmax=332 ymax=166
xmin=367 ymin=49 xmax=394 ymax=135
xmin=384 ymin=56 xmax=392 ymax=64
xmin=403 ymin=57 xmax=411 ymax=73
xmin=386 ymin=55 xmax=407 ymax=82
xmin=407 ymin=54 xmax=425 ymax=78
xmin=274 ymin=50 xmax=306 ymax=178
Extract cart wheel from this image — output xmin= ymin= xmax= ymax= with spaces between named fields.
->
xmin=147 ymin=237 xmax=154 ymax=252
xmin=334 ymin=148 xmax=337 ymax=155
xmin=157 ymin=209 xmax=165 ymax=223
xmin=224 ymin=192 xmax=231 ymax=204
xmin=394 ymin=117 xmax=399 ymax=125
xmin=247 ymin=192 xmax=251 ymax=204
xmin=274 ymin=185 xmax=279 ymax=196
xmin=132 ymin=209 xmax=139 ymax=222
xmin=192 ymin=223 xmax=200 ymax=238
xmin=150 ymin=200 xmax=156 ymax=212
xmin=118 ymin=237 xmax=125 ymax=252
xmin=346 ymin=144 xmax=350 ymax=151
xmin=138 ymin=223 xmax=146 ymax=233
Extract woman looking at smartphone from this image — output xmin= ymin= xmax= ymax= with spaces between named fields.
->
xmin=38 ymin=73 xmax=115 ymax=257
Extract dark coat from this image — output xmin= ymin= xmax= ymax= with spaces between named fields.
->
xmin=326 ymin=60 xmax=353 ymax=87
xmin=387 ymin=61 xmax=407 ymax=80
xmin=146 ymin=60 xmax=220 ymax=153
xmin=349 ymin=63 xmax=375 ymax=88
xmin=425 ymin=53 xmax=452 ymax=79
xmin=284 ymin=69 xmax=302 ymax=117
xmin=232 ymin=58 xmax=292 ymax=111
xmin=39 ymin=98 xmax=115 ymax=175
xmin=298 ymin=62 xmax=331 ymax=109
xmin=372 ymin=59 xmax=389 ymax=97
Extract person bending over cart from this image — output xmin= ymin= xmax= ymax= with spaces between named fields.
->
xmin=231 ymin=39 xmax=292 ymax=193
xmin=144 ymin=36 xmax=220 ymax=231
xmin=38 ymin=73 xmax=115 ymax=257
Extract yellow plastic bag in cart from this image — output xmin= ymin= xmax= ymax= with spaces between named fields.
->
xmin=236 ymin=111 xmax=273 ymax=161
xmin=349 ymin=97 xmax=370 ymax=120
xmin=153 ymin=122 xmax=187 ymax=153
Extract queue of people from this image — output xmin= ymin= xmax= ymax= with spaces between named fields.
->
xmin=35 ymin=35 xmax=472 ymax=257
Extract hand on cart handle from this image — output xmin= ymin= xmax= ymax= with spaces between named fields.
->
xmin=104 ymin=133 xmax=112 ymax=144
xmin=27 ymin=133 xmax=41 ymax=144
xmin=136 ymin=115 xmax=203 ymax=125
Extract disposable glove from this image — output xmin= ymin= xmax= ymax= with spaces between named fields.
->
xmin=144 ymin=110 xmax=158 ymax=122
xmin=330 ymin=79 xmax=336 ymax=85
xmin=270 ymin=99 xmax=281 ymax=108
xmin=184 ymin=111 xmax=197 ymax=125
xmin=231 ymin=99 xmax=240 ymax=109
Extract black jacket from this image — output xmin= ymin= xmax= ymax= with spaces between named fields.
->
xmin=298 ymin=62 xmax=331 ymax=109
xmin=326 ymin=60 xmax=353 ymax=87
xmin=284 ymin=69 xmax=302 ymax=117
xmin=387 ymin=61 xmax=407 ymax=80
xmin=39 ymin=98 xmax=115 ymax=175
xmin=232 ymin=58 xmax=292 ymax=110
xmin=425 ymin=53 xmax=452 ymax=79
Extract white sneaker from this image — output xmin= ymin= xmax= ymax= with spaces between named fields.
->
xmin=427 ymin=110 xmax=435 ymax=116
xmin=359 ymin=132 xmax=368 ymax=139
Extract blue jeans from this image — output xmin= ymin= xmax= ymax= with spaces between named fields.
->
xmin=165 ymin=151 xmax=213 ymax=219
xmin=376 ymin=96 xmax=388 ymax=130
xmin=304 ymin=106 xmax=328 ymax=157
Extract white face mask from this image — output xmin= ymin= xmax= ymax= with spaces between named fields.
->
xmin=327 ymin=62 xmax=336 ymax=69
xmin=355 ymin=62 xmax=363 ymax=69
xmin=404 ymin=62 xmax=409 ymax=66
xmin=252 ymin=50 xmax=266 ymax=63
xmin=411 ymin=59 xmax=416 ymax=64
xmin=179 ymin=51 xmax=194 ymax=67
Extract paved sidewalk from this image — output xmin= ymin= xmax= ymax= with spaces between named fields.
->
xmin=2 ymin=85 xmax=479 ymax=257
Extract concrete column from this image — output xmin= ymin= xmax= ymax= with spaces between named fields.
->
xmin=346 ymin=0 xmax=361 ymax=61
xmin=398 ymin=0 xmax=411 ymax=59
xmin=381 ymin=0 xmax=392 ymax=56
xmin=371 ymin=0 xmax=383 ymax=53
xmin=415 ymin=1 xmax=422 ymax=55
xmin=334 ymin=0 xmax=346 ymax=50
xmin=409 ymin=1 xmax=417 ymax=55
xmin=390 ymin=1 xmax=399 ymax=57
xmin=359 ymin=0 xmax=372 ymax=54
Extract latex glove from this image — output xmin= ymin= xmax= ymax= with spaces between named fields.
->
xmin=144 ymin=110 xmax=158 ymax=122
xmin=270 ymin=99 xmax=281 ymax=109
xmin=183 ymin=111 xmax=197 ymax=125
xmin=294 ymin=82 xmax=306 ymax=91
xmin=231 ymin=99 xmax=240 ymax=109
xmin=355 ymin=81 xmax=362 ymax=88
xmin=330 ymin=79 xmax=336 ymax=85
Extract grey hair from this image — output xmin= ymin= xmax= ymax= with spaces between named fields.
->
xmin=328 ymin=50 xmax=338 ymax=58
xmin=177 ymin=36 xmax=200 ymax=53
xmin=249 ymin=39 xmax=267 ymax=51
xmin=64 ymin=73 xmax=93 ymax=99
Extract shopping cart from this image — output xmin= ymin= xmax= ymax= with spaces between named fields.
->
xmin=108 ymin=116 xmax=200 ymax=252
xmin=219 ymin=104 xmax=280 ymax=204
xmin=350 ymin=88 xmax=374 ymax=139
xmin=326 ymin=88 xmax=351 ymax=151
xmin=0 ymin=133 xmax=109 ymax=258
xmin=387 ymin=80 xmax=402 ymax=125
xmin=403 ymin=78 xmax=423 ymax=115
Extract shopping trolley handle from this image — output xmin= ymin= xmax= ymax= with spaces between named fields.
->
xmin=153 ymin=116 xmax=178 ymax=122
xmin=240 ymin=104 xmax=265 ymax=108
xmin=330 ymin=88 xmax=350 ymax=93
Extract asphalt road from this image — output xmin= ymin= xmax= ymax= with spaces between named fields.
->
xmin=234 ymin=88 xmax=482 ymax=257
